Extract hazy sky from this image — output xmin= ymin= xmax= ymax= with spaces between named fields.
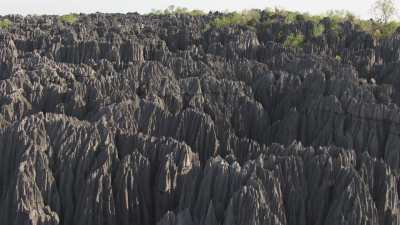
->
xmin=0 ymin=0 xmax=387 ymax=18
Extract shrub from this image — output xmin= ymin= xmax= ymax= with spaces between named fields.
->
xmin=271 ymin=7 xmax=295 ymax=23
xmin=188 ymin=10 xmax=206 ymax=16
xmin=355 ymin=20 xmax=400 ymax=39
xmin=209 ymin=10 xmax=261 ymax=28
xmin=356 ymin=20 xmax=377 ymax=35
xmin=324 ymin=10 xmax=355 ymax=34
xmin=303 ymin=13 xmax=324 ymax=23
xmin=273 ymin=9 xmax=324 ymax=24
xmin=60 ymin=14 xmax=78 ymax=24
xmin=283 ymin=11 xmax=298 ymax=24
xmin=165 ymin=5 xmax=187 ymax=15
xmin=379 ymin=21 xmax=400 ymax=37
xmin=149 ymin=6 xmax=205 ymax=16
xmin=284 ymin=33 xmax=305 ymax=48
xmin=149 ymin=6 xmax=400 ymax=40
xmin=313 ymin=23 xmax=325 ymax=37
xmin=335 ymin=55 xmax=342 ymax=61
xmin=325 ymin=10 xmax=355 ymax=23
xmin=0 ymin=19 xmax=12 ymax=29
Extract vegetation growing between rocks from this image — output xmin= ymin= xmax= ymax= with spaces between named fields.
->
xmin=60 ymin=14 xmax=78 ymax=24
xmin=222 ymin=7 xmax=399 ymax=38
xmin=149 ymin=5 xmax=400 ymax=42
xmin=284 ymin=33 xmax=305 ymax=48
xmin=312 ymin=23 xmax=325 ymax=37
xmin=149 ymin=5 xmax=206 ymax=16
xmin=1 ymin=7 xmax=400 ymax=225
xmin=0 ymin=19 xmax=12 ymax=29
xmin=356 ymin=20 xmax=400 ymax=38
xmin=325 ymin=10 xmax=356 ymax=23
xmin=208 ymin=10 xmax=261 ymax=28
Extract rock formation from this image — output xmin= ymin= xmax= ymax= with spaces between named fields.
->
xmin=0 ymin=11 xmax=399 ymax=225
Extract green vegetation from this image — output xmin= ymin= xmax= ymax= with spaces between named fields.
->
xmin=204 ymin=6 xmax=400 ymax=46
xmin=378 ymin=21 xmax=400 ymax=37
xmin=301 ymin=8 xmax=399 ymax=39
xmin=313 ymin=23 xmax=325 ymax=37
xmin=354 ymin=19 xmax=400 ymax=38
xmin=284 ymin=33 xmax=305 ymax=48
xmin=149 ymin=5 xmax=206 ymax=16
xmin=272 ymin=7 xmax=298 ymax=24
xmin=325 ymin=10 xmax=356 ymax=23
xmin=335 ymin=55 xmax=342 ymax=61
xmin=266 ymin=7 xmax=322 ymax=24
xmin=187 ymin=9 xmax=206 ymax=16
xmin=0 ymin=19 xmax=12 ymax=29
xmin=149 ymin=5 xmax=400 ymax=41
xmin=209 ymin=9 xmax=261 ymax=28
xmin=60 ymin=14 xmax=78 ymax=24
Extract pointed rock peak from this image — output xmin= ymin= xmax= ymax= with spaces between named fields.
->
xmin=176 ymin=208 xmax=193 ymax=225
xmin=202 ymin=200 xmax=219 ymax=225
xmin=157 ymin=211 xmax=177 ymax=225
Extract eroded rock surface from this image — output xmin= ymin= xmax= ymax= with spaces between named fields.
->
xmin=0 ymin=12 xmax=399 ymax=225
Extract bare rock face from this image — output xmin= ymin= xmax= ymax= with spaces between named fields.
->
xmin=0 ymin=11 xmax=399 ymax=225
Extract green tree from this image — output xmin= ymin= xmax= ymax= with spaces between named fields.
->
xmin=372 ymin=0 xmax=397 ymax=23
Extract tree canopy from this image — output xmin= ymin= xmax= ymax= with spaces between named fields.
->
xmin=372 ymin=0 xmax=397 ymax=23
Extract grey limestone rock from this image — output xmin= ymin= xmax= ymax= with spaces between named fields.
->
xmin=0 ymin=11 xmax=399 ymax=225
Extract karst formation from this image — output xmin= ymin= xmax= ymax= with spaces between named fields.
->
xmin=0 ymin=10 xmax=399 ymax=225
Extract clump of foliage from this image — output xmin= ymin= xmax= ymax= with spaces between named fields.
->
xmin=378 ymin=21 xmax=400 ymax=37
xmin=356 ymin=20 xmax=400 ymax=38
xmin=284 ymin=33 xmax=305 ymax=48
xmin=372 ymin=0 xmax=397 ymax=23
xmin=269 ymin=7 xmax=324 ymax=24
xmin=272 ymin=7 xmax=298 ymax=24
xmin=302 ymin=13 xmax=324 ymax=23
xmin=321 ymin=8 xmax=399 ymax=39
xmin=313 ymin=23 xmax=325 ymax=37
xmin=325 ymin=10 xmax=356 ymax=23
xmin=0 ymin=19 xmax=12 ymax=29
xmin=335 ymin=55 xmax=342 ymax=61
xmin=187 ymin=9 xmax=206 ymax=16
xmin=150 ymin=5 xmax=400 ymax=40
xmin=355 ymin=0 xmax=400 ymax=38
xmin=150 ymin=5 xmax=206 ymax=16
xmin=209 ymin=9 xmax=261 ymax=28
xmin=322 ymin=10 xmax=356 ymax=35
xmin=60 ymin=14 xmax=78 ymax=24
